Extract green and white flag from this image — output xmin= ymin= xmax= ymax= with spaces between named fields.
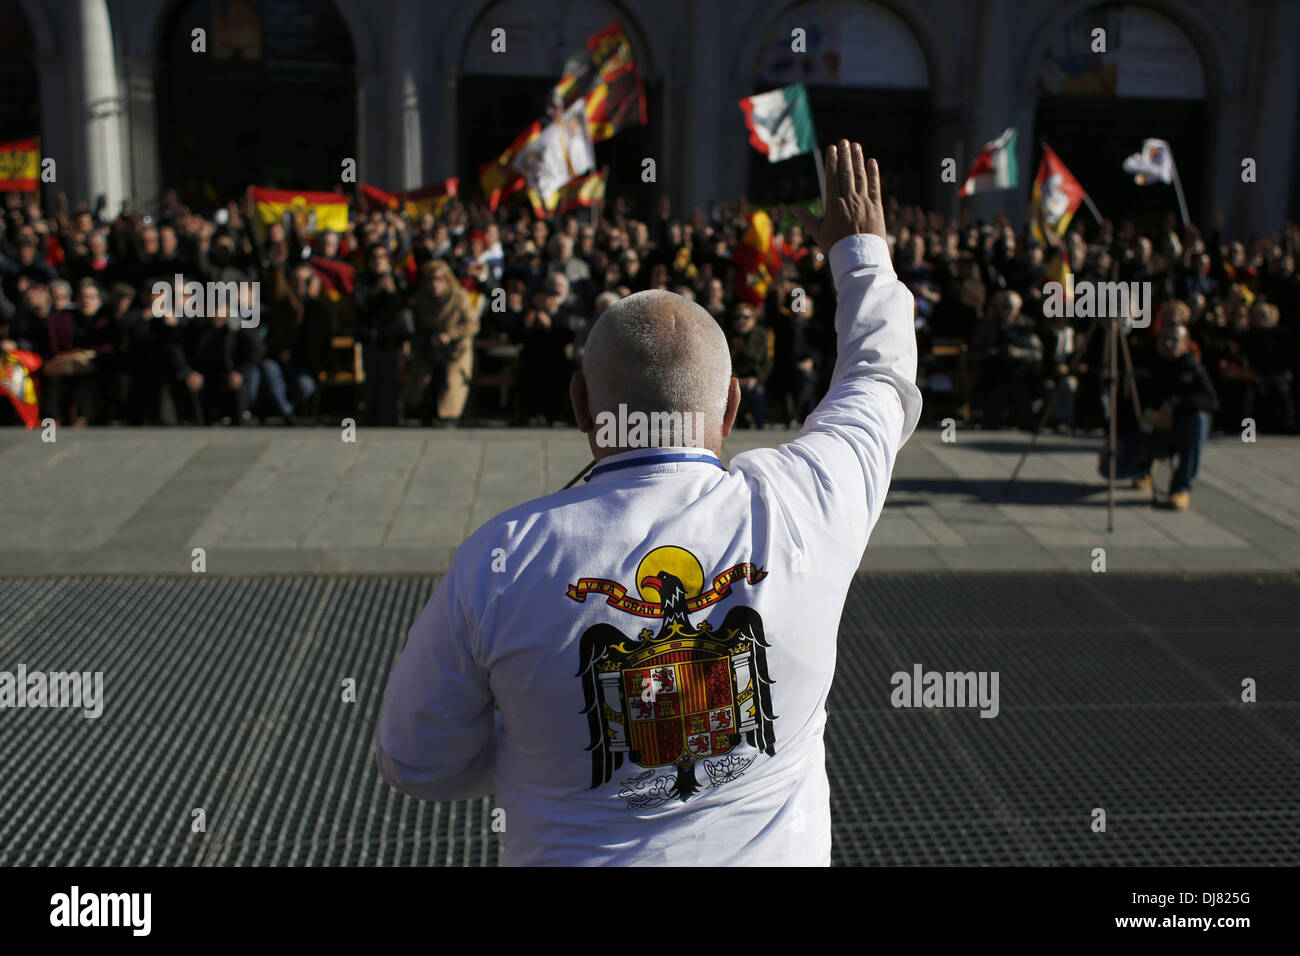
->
xmin=959 ymin=127 xmax=1018 ymax=195
xmin=740 ymin=84 xmax=817 ymax=162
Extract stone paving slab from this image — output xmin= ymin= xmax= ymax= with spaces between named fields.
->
xmin=0 ymin=426 xmax=1295 ymax=575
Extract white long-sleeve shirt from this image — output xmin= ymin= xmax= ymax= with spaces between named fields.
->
xmin=376 ymin=233 xmax=921 ymax=865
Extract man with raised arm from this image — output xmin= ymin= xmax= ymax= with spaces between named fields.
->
xmin=376 ymin=141 xmax=921 ymax=865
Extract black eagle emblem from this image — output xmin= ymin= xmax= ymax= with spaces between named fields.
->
xmin=575 ymin=570 xmax=777 ymax=802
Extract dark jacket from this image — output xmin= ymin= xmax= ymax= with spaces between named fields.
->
xmin=730 ymin=323 xmax=773 ymax=384
xmin=294 ymin=295 xmax=337 ymax=375
xmin=183 ymin=320 xmax=266 ymax=382
xmin=1141 ymin=351 xmax=1219 ymax=414
xmin=354 ymin=271 xmax=411 ymax=348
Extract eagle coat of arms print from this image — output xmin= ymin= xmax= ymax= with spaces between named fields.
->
xmin=568 ymin=546 xmax=777 ymax=807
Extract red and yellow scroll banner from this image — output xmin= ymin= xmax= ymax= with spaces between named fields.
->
xmin=567 ymin=563 xmax=768 ymax=618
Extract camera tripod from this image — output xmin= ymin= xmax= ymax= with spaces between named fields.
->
xmin=1003 ymin=312 xmax=1145 ymax=533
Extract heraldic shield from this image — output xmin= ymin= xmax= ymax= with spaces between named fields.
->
xmin=570 ymin=546 xmax=777 ymax=803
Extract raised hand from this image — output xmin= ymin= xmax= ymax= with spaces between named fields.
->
xmin=798 ymin=140 xmax=887 ymax=250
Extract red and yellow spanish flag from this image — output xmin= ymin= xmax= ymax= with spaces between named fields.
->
xmin=250 ymin=187 xmax=349 ymax=235
xmin=556 ymin=22 xmax=647 ymax=143
xmin=555 ymin=170 xmax=606 ymax=216
xmin=555 ymin=22 xmax=633 ymax=103
xmin=0 ymin=137 xmax=40 ymax=192
xmin=524 ymin=188 xmax=550 ymax=219
xmin=583 ymin=67 xmax=647 ymax=143
xmin=479 ymin=121 xmax=542 ymax=211
xmin=310 ymin=256 xmax=356 ymax=298
xmin=1 ymin=348 xmax=42 ymax=428
xmin=731 ymin=210 xmax=782 ymax=304
xmin=401 ymin=179 xmax=458 ymax=219
xmin=358 ymin=183 xmax=400 ymax=213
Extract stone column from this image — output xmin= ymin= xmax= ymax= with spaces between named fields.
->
xmin=121 ymin=56 xmax=160 ymax=213
xmin=384 ymin=0 xmax=424 ymax=189
xmin=1244 ymin=0 xmax=1299 ymax=235
xmin=65 ymin=0 xmax=127 ymax=210
xmin=964 ymin=0 xmax=1016 ymax=223
xmin=683 ymin=0 xmax=723 ymax=214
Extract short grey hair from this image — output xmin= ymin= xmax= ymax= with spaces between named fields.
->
xmin=583 ymin=289 xmax=731 ymax=425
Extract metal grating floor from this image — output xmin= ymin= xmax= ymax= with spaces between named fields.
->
xmin=0 ymin=573 xmax=1296 ymax=866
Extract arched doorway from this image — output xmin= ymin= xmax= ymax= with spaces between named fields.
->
xmin=1032 ymin=4 xmax=1207 ymax=232
xmin=458 ymin=0 xmax=657 ymax=217
xmin=158 ymin=0 xmax=356 ymax=208
xmin=745 ymin=1 xmax=931 ymax=207
xmin=0 ymin=0 xmax=39 ymax=143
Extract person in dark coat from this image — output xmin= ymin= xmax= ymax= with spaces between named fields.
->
xmin=517 ymin=287 xmax=575 ymax=425
xmin=786 ymin=296 xmax=827 ymax=426
xmin=179 ymin=299 xmax=265 ymax=426
xmin=1241 ymin=302 xmax=1296 ymax=433
xmin=728 ymin=303 xmax=772 ymax=428
xmin=41 ymin=279 xmax=117 ymax=425
xmin=291 ymin=263 xmax=337 ymax=411
xmin=1111 ymin=323 xmax=1219 ymax=509
xmin=972 ymin=290 xmax=1042 ymax=430
xmin=354 ymin=244 xmax=410 ymax=426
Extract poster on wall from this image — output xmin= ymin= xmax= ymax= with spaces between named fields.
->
xmin=1038 ymin=5 xmax=1205 ymax=99
xmin=754 ymin=1 xmax=928 ymax=89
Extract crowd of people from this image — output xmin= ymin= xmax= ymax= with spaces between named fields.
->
xmin=1 ymin=188 xmax=1297 ymax=445
xmin=894 ymin=207 xmax=1299 ymax=439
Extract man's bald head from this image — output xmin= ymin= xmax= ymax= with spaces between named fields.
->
xmin=579 ymin=290 xmax=733 ymax=450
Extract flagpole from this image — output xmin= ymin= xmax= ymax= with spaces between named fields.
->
xmin=593 ymin=166 xmax=608 ymax=227
xmin=812 ymin=145 xmax=826 ymax=216
xmin=1170 ymin=155 xmax=1191 ymax=231
xmin=1081 ymin=192 xmax=1105 ymax=227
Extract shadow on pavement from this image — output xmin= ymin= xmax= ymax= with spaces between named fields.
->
xmin=954 ymin=437 xmax=1103 ymax=455
xmin=892 ymin=475 xmax=1148 ymax=507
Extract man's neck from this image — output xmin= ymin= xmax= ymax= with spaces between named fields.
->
xmin=591 ymin=441 xmax=722 ymax=463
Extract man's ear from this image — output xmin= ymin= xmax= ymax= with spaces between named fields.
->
xmin=721 ymin=377 xmax=741 ymax=438
xmin=570 ymin=371 xmax=593 ymax=433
